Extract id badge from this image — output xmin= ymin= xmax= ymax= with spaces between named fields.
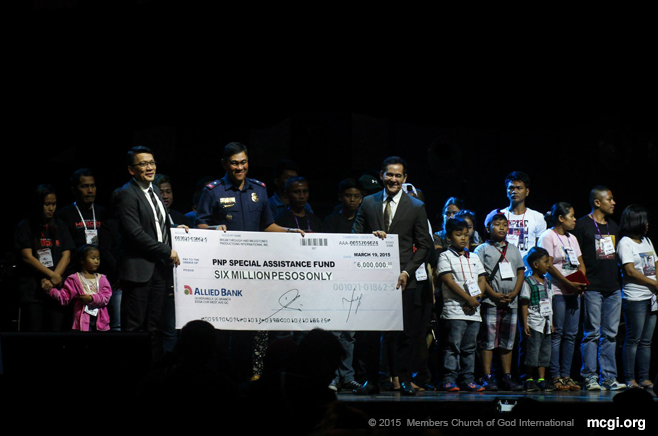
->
xmin=415 ymin=263 xmax=428 ymax=281
xmin=499 ymin=261 xmax=514 ymax=279
xmin=465 ymin=278 xmax=480 ymax=297
xmin=601 ymin=236 xmax=615 ymax=256
xmin=564 ymin=247 xmax=580 ymax=266
xmin=507 ymin=234 xmax=519 ymax=247
xmin=651 ymin=295 xmax=658 ymax=313
xmin=84 ymin=305 xmax=99 ymax=317
xmin=85 ymin=229 xmax=99 ymax=245
xmin=37 ymin=248 xmax=54 ymax=268
xmin=539 ymin=298 xmax=552 ymax=316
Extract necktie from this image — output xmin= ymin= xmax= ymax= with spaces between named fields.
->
xmin=149 ymin=187 xmax=169 ymax=246
xmin=384 ymin=196 xmax=393 ymax=232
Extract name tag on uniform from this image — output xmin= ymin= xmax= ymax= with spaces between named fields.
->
xmin=539 ymin=298 xmax=552 ymax=316
xmin=415 ymin=263 xmax=427 ymax=281
xmin=499 ymin=261 xmax=514 ymax=279
xmin=85 ymin=229 xmax=98 ymax=245
xmin=601 ymin=236 xmax=615 ymax=255
xmin=465 ymin=278 xmax=480 ymax=296
xmin=220 ymin=197 xmax=236 ymax=208
xmin=38 ymin=248 xmax=54 ymax=268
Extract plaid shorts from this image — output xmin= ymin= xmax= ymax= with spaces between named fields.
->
xmin=477 ymin=304 xmax=517 ymax=351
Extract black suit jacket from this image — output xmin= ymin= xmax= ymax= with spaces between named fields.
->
xmin=115 ymin=179 xmax=172 ymax=283
xmin=352 ymin=191 xmax=432 ymax=292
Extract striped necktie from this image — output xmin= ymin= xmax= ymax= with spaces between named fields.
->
xmin=149 ymin=187 xmax=169 ymax=246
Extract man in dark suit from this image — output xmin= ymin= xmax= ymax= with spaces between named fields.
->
xmin=352 ymin=156 xmax=433 ymax=396
xmin=115 ymin=146 xmax=180 ymax=361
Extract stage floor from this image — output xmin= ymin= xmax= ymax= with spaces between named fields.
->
xmin=337 ymin=388 xmax=651 ymax=403
xmin=335 ymin=388 xmax=658 ymax=432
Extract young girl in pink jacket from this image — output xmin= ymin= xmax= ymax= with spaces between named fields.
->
xmin=49 ymin=244 xmax=112 ymax=331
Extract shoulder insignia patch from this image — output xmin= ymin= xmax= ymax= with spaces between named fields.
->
xmin=249 ymin=178 xmax=266 ymax=188
xmin=205 ymin=180 xmax=220 ymax=190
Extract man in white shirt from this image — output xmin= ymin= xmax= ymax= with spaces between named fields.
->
xmin=493 ymin=171 xmax=546 ymax=264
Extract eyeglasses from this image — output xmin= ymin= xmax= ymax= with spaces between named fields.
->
xmin=132 ymin=160 xmax=157 ymax=168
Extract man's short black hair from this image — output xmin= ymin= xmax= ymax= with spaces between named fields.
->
xmin=222 ymin=142 xmax=248 ymax=161
xmin=589 ymin=185 xmax=611 ymax=209
xmin=445 ymin=217 xmax=469 ymax=236
xmin=504 ymin=171 xmax=531 ymax=189
xmin=155 ymin=174 xmax=172 ymax=187
xmin=527 ymin=246 xmax=549 ymax=271
xmin=381 ymin=156 xmax=407 ymax=175
xmin=338 ymin=178 xmax=358 ymax=194
xmin=273 ymin=159 xmax=300 ymax=179
xmin=284 ymin=176 xmax=307 ymax=192
xmin=127 ymin=145 xmax=153 ymax=166
xmin=70 ymin=168 xmax=94 ymax=189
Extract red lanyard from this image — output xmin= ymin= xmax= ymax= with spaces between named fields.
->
xmin=495 ymin=242 xmax=509 ymax=263
xmin=451 ymin=248 xmax=474 ymax=280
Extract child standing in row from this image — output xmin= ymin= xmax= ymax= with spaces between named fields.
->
xmin=48 ymin=244 xmax=112 ymax=331
xmin=437 ymin=217 xmax=488 ymax=392
xmin=475 ymin=211 xmax=525 ymax=391
xmin=519 ymin=247 xmax=554 ymax=392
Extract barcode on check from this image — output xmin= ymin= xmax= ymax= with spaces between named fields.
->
xmin=300 ymin=238 xmax=328 ymax=247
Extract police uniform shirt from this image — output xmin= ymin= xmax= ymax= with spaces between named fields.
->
xmin=195 ymin=175 xmax=275 ymax=231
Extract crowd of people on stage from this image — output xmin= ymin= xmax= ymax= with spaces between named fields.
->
xmin=12 ymin=141 xmax=657 ymax=404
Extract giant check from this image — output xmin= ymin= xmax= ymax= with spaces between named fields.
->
xmin=172 ymin=228 xmax=403 ymax=331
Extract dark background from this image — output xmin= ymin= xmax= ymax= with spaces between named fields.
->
xmin=3 ymin=0 xmax=656 ymax=328
xmin=5 ymin=110 xmax=656 ymax=244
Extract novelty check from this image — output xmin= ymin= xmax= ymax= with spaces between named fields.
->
xmin=172 ymin=228 xmax=403 ymax=331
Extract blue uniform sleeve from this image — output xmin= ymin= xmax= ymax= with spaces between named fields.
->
xmin=195 ymin=189 xmax=215 ymax=227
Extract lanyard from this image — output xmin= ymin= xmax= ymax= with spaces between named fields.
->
xmin=588 ymin=214 xmax=610 ymax=238
xmin=494 ymin=241 xmax=509 ymax=263
xmin=74 ymin=202 xmax=96 ymax=231
xmin=553 ymin=228 xmax=572 ymax=250
xmin=450 ymin=247 xmax=474 ymax=280
xmin=292 ymin=213 xmax=312 ymax=232
xmin=531 ymin=275 xmax=550 ymax=296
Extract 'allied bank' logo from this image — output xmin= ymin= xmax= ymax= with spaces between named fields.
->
xmin=184 ymin=285 xmax=193 ymax=296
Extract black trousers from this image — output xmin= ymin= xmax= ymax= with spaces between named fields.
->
xmin=362 ymin=283 xmax=431 ymax=385
xmin=121 ymin=262 xmax=171 ymax=361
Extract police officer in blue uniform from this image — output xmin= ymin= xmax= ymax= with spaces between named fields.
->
xmin=195 ymin=142 xmax=305 ymax=235
xmin=195 ymin=142 xmax=304 ymax=381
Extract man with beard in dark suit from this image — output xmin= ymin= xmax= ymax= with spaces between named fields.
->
xmin=352 ymin=156 xmax=433 ymax=396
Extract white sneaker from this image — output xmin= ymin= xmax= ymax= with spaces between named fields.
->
xmin=585 ymin=375 xmax=601 ymax=391
xmin=328 ymin=379 xmax=339 ymax=391
xmin=601 ymin=379 xmax=626 ymax=391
